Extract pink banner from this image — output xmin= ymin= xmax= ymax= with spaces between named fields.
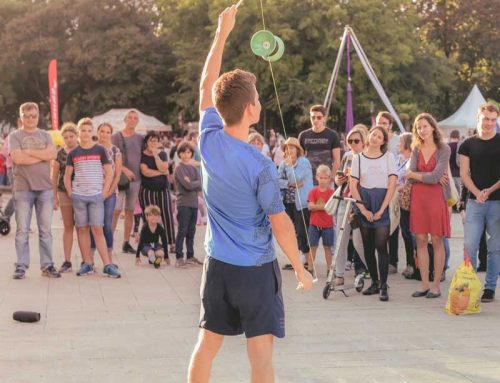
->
xmin=48 ymin=59 xmax=59 ymax=130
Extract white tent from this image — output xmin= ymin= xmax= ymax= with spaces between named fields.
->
xmin=439 ymin=85 xmax=499 ymax=137
xmin=92 ymin=108 xmax=172 ymax=135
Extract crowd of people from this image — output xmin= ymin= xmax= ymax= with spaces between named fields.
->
xmin=2 ymin=97 xmax=498 ymax=304
xmin=248 ymin=103 xmax=499 ymax=303
xmin=3 ymin=103 xmax=205 ymax=280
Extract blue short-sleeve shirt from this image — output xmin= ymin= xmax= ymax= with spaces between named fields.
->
xmin=200 ymin=107 xmax=285 ymax=266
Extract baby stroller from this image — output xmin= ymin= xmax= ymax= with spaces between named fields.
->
xmin=0 ymin=194 xmax=11 ymax=235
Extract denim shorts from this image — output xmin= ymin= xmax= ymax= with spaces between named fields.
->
xmin=308 ymin=225 xmax=334 ymax=247
xmin=199 ymin=257 xmax=285 ymax=338
xmin=140 ymin=242 xmax=163 ymax=256
xmin=72 ymin=193 xmax=104 ymax=228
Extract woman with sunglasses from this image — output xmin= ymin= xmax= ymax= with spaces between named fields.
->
xmin=139 ymin=131 xmax=176 ymax=262
xmin=350 ymin=125 xmax=397 ymax=301
xmin=332 ymin=126 xmax=367 ymax=285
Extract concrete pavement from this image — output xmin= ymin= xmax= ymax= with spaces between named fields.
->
xmin=0 ymin=207 xmax=499 ymax=383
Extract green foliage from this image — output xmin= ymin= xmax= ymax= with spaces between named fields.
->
xmin=0 ymin=0 xmax=173 ymax=126
xmin=0 ymin=0 xmax=496 ymax=134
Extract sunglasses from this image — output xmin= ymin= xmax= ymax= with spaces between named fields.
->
xmin=348 ymin=139 xmax=361 ymax=145
xmin=22 ymin=114 xmax=38 ymax=119
xmin=310 ymin=115 xmax=324 ymax=120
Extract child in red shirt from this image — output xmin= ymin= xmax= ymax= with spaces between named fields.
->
xmin=307 ymin=164 xmax=335 ymax=275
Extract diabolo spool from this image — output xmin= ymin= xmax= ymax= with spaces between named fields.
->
xmin=250 ymin=30 xmax=285 ymax=62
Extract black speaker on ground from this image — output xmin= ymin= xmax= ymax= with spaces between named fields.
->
xmin=13 ymin=311 xmax=41 ymax=323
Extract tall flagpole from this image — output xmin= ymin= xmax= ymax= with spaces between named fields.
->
xmin=48 ymin=59 xmax=59 ymax=130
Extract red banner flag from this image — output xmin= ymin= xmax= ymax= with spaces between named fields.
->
xmin=48 ymin=59 xmax=59 ymax=130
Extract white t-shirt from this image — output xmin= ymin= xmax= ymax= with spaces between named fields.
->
xmin=351 ymin=152 xmax=397 ymax=189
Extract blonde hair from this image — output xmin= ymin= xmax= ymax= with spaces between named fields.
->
xmin=77 ymin=117 xmax=93 ymax=130
xmin=19 ymin=102 xmax=39 ymax=116
xmin=144 ymin=205 xmax=161 ymax=216
xmin=61 ymin=122 xmax=77 ymax=136
xmin=316 ymin=164 xmax=331 ymax=176
xmin=247 ymin=132 xmax=265 ymax=145
xmin=346 ymin=127 xmax=367 ymax=146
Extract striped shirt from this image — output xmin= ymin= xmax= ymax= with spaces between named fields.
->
xmin=66 ymin=144 xmax=110 ymax=196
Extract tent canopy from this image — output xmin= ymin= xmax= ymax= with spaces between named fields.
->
xmin=439 ymin=85 xmax=499 ymax=137
xmin=92 ymin=108 xmax=172 ymax=135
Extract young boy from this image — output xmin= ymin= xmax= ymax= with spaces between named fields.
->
xmin=135 ymin=205 xmax=168 ymax=269
xmin=64 ymin=118 xmax=120 ymax=278
xmin=307 ymin=164 xmax=335 ymax=277
xmin=174 ymin=141 xmax=203 ymax=267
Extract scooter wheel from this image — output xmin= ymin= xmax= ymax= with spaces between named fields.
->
xmin=322 ymin=283 xmax=331 ymax=299
xmin=0 ymin=221 xmax=10 ymax=236
xmin=355 ymin=276 xmax=364 ymax=292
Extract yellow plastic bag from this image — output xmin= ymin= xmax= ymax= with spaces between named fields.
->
xmin=445 ymin=253 xmax=482 ymax=315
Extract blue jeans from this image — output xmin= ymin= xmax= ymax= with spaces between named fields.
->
xmin=464 ymin=200 xmax=500 ymax=291
xmin=14 ymin=189 xmax=54 ymax=270
xmin=175 ymin=206 xmax=197 ymax=260
xmin=90 ymin=193 xmax=117 ymax=250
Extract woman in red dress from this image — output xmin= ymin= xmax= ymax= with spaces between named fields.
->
xmin=407 ymin=113 xmax=451 ymax=298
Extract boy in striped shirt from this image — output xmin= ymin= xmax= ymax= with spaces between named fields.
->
xmin=64 ymin=118 xmax=120 ymax=278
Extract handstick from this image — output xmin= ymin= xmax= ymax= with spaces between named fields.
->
xmin=236 ymin=0 xmax=244 ymax=8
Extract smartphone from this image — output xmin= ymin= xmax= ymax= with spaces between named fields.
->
xmin=336 ymin=170 xmax=345 ymax=177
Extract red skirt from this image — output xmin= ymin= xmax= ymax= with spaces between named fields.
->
xmin=410 ymin=182 xmax=450 ymax=237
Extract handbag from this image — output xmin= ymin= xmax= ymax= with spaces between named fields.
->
xmin=447 ymin=163 xmax=459 ymax=207
xmin=117 ymin=132 xmax=130 ymax=191
xmin=399 ymin=181 xmax=413 ymax=211
xmin=387 ymin=153 xmax=400 ymax=235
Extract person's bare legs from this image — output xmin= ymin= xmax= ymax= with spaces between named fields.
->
xmin=323 ymin=245 xmax=332 ymax=271
xmin=415 ymin=234 xmax=430 ymax=292
xmin=188 ymin=329 xmax=224 ymax=383
xmin=112 ymin=209 xmax=121 ymax=235
xmin=247 ymin=334 xmax=275 ymax=383
xmin=308 ymin=248 xmax=316 ymax=272
xmin=60 ymin=205 xmax=75 ymax=262
xmin=430 ymin=235 xmax=445 ymax=293
xmin=77 ymin=226 xmax=92 ymax=264
xmin=123 ymin=209 xmax=134 ymax=243
xmin=90 ymin=226 xmax=111 ymax=265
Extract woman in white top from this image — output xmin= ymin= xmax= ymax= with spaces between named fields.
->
xmin=350 ymin=125 xmax=397 ymax=301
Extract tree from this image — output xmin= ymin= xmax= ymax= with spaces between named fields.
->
xmin=0 ymin=0 xmax=174 ymax=126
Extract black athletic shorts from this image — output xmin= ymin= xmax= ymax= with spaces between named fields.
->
xmin=199 ymin=257 xmax=285 ymax=338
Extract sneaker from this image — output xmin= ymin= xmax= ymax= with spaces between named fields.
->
xmin=122 ymin=241 xmax=136 ymax=254
xmin=362 ymin=282 xmax=380 ymax=295
xmin=344 ymin=261 xmax=352 ymax=271
xmin=103 ymin=264 xmax=121 ymax=278
xmin=42 ymin=265 xmax=61 ymax=278
xmin=13 ymin=267 xmax=25 ymax=280
xmin=388 ymin=264 xmax=397 ymax=274
xmin=481 ymin=289 xmax=495 ymax=303
xmin=59 ymin=261 xmax=72 ymax=273
xmin=401 ymin=265 xmax=414 ymax=278
xmin=185 ymin=257 xmax=203 ymax=265
xmin=379 ymin=283 xmax=389 ymax=302
xmin=175 ymin=259 xmax=187 ymax=268
xmin=77 ymin=262 xmax=94 ymax=276
xmin=153 ymin=256 xmax=162 ymax=269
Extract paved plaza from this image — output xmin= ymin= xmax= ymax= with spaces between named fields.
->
xmin=0 ymin=201 xmax=498 ymax=383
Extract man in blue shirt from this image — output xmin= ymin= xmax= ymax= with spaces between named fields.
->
xmin=187 ymin=5 xmax=313 ymax=383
